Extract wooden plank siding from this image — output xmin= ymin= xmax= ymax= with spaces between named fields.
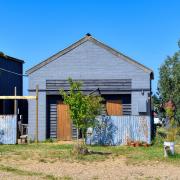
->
xmin=47 ymin=96 xmax=78 ymax=139
xmin=106 ymin=100 xmax=123 ymax=115
xmin=46 ymin=79 xmax=131 ymax=90
xmin=49 ymin=103 xmax=57 ymax=138
xmin=46 ymin=79 xmax=132 ymax=95
xmin=122 ymin=104 xmax=131 ymax=115
xmin=28 ymin=40 xmax=151 ymax=91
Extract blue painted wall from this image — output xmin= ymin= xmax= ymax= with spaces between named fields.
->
xmin=0 ymin=56 xmax=23 ymax=114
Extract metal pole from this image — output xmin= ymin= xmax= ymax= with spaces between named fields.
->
xmin=35 ymin=85 xmax=39 ymax=143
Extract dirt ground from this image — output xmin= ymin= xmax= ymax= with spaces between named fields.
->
xmin=0 ymin=157 xmax=180 ymax=180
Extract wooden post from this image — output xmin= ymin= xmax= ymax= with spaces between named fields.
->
xmin=35 ymin=85 xmax=39 ymax=143
xmin=14 ymin=87 xmax=17 ymax=115
xmin=14 ymin=87 xmax=18 ymax=144
xmin=0 ymin=95 xmax=37 ymax=143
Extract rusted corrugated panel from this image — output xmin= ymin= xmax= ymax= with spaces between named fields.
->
xmin=0 ymin=115 xmax=17 ymax=144
xmin=86 ymin=116 xmax=151 ymax=145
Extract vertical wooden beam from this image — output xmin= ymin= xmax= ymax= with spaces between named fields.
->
xmin=14 ymin=87 xmax=17 ymax=115
xmin=35 ymin=85 xmax=39 ymax=143
xmin=14 ymin=87 xmax=18 ymax=144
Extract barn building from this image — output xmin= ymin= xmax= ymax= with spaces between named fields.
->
xmin=26 ymin=34 xmax=154 ymax=141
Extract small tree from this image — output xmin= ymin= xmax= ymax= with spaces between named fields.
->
xmin=164 ymin=100 xmax=179 ymax=142
xmin=60 ymin=78 xmax=103 ymax=145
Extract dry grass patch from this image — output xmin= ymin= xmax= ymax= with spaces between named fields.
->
xmin=0 ymin=143 xmax=179 ymax=179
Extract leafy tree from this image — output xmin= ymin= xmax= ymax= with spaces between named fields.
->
xmin=158 ymin=40 xmax=180 ymax=124
xmin=60 ymin=78 xmax=103 ymax=145
xmin=152 ymin=94 xmax=165 ymax=119
xmin=152 ymin=94 xmax=160 ymax=114
xmin=80 ymin=95 xmax=103 ymax=140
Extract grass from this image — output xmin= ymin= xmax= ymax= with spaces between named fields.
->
xmin=0 ymin=141 xmax=179 ymax=164
xmin=89 ymin=144 xmax=180 ymax=164
xmin=0 ymin=127 xmax=179 ymax=179
xmin=0 ymin=164 xmax=44 ymax=176
xmin=0 ymin=164 xmax=72 ymax=179
xmin=0 ymin=141 xmax=179 ymax=178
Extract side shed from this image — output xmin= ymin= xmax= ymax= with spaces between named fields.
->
xmin=0 ymin=53 xmax=24 ymax=114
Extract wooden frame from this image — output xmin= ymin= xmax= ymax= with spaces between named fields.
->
xmin=0 ymin=96 xmax=36 ymax=100
xmin=0 ymin=85 xmax=39 ymax=143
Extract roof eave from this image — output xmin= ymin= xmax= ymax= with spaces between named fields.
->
xmin=0 ymin=54 xmax=24 ymax=64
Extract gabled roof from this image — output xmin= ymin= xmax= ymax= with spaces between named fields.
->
xmin=26 ymin=34 xmax=154 ymax=79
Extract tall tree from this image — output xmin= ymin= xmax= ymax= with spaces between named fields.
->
xmin=158 ymin=40 xmax=180 ymax=124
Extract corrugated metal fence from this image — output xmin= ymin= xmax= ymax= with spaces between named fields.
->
xmin=0 ymin=115 xmax=17 ymax=144
xmin=86 ymin=116 xmax=151 ymax=145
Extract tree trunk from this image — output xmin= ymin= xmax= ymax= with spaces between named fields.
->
xmin=82 ymin=129 xmax=85 ymax=145
xmin=76 ymin=128 xmax=79 ymax=145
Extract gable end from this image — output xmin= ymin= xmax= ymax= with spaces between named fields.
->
xmin=26 ymin=35 xmax=154 ymax=79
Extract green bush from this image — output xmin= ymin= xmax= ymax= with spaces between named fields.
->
xmin=153 ymin=127 xmax=166 ymax=145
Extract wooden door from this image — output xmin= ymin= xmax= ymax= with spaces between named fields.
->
xmin=106 ymin=100 xmax=123 ymax=115
xmin=57 ymin=102 xmax=72 ymax=140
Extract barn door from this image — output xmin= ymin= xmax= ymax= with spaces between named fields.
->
xmin=57 ymin=102 xmax=72 ymax=140
xmin=106 ymin=100 xmax=123 ymax=115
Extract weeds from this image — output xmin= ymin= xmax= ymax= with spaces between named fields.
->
xmin=0 ymin=164 xmax=71 ymax=179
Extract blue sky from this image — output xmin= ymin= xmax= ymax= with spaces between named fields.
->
xmin=0 ymin=0 xmax=180 ymax=95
